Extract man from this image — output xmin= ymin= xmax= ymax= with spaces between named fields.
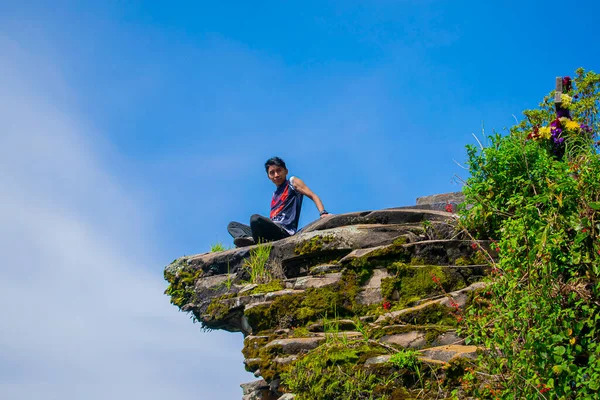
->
xmin=228 ymin=157 xmax=330 ymax=247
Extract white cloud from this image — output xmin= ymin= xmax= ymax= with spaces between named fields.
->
xmin=0 ymin=35 xmax=251 ymax=400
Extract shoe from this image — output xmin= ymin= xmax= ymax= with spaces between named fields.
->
xmin=234 ymin=236 xmax=256 ymax=247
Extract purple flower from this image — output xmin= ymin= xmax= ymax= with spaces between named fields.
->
xmin=551 ymin=117 xmax=563 ymax=128
xmin=563 ymin=76 xmax=572 ymax=92
xmin=550 ymin=122 xmax=564 ymax=145
xmin=551 ymin=127 xmax=562 ymax=137
xmin=557 ymin=108 xmax=570 ymax=118
xmin=580 ymin=123 xmax=593 ymax=133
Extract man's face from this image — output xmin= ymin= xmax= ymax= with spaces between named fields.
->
xmin=267 ymin=165 xmax=288 ymax=186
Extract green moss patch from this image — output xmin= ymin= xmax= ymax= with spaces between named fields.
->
xmin=294 ymin=235 xmax=334 ymax=255
xmin=163 ymin=258 xmax=203 ymax=309
xmin=203 ymin=292 xmax=240 ymax=322
xmin=405 ymin=264 xmax=461 ymax=304
xmin=349 ymin=242 xmax=411 ymax=269
xmin=292 ymin=327 xmax=311 ymax=337
xmin=281 ymin=339 xmax=448 ymax=399
xmin=398 ymin=302 xmax=458 ymax=327
xmin=454 ymin=250 xmax=489 ymax=266
xmin=280 ymin=341 xmax=398 ymax=400
xmin=244 ymin=272 xmax=362 ymax=333
xmin=205 ymin=299 xmax=230 ymax=320
xmin=241 ymin=334 xmax=284 ymax=381
xmin=248 ymin=279 xmax=284 ymax=295
xmin=381 ymin=263 xmax=467 ymax=311
xmin=344 ymin=239 xmax=416 ymax=285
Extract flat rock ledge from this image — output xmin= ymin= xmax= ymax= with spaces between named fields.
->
xmin=364 ymin=344 xmax=479 ymax=366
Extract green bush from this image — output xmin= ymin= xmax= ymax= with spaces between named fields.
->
xmin=459 ymin=69 xmax=600 ymax=398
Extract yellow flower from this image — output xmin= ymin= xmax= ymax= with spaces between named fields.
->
xmin=565 ymin=120 xmax=580 ymax=131
xmin=561 ymin=94 xmax=572 ymax=108
xmin=539 ymin=126 xmax=552 ymax=139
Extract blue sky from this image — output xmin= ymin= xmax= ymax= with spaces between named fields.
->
xmin=1 ymin=1 xmax=598 ymax=399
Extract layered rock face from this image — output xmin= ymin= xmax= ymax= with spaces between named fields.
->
xmin=164 ymin=194 xmax=494 ymax=399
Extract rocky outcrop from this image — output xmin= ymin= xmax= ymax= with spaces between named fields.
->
xmin=164 ymin=194 xmax=494 ymax=399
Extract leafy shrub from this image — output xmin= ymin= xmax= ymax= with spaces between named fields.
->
xmin=459 ymin=69 xmax=600 ymax=398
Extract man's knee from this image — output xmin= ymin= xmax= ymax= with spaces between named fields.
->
xmin=250 ymin=214 xmax=263 ymax=225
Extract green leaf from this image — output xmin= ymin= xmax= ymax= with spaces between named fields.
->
xmin=551 ymin=334 xmax=564 ymax=343
xmin=554 ymin=346 xmax=566 ymax=356
xmin=575 ymin=233 xmax=588 ymax=245
xmin=552 ymin=365 xmax=562 ymax=374
xmin=589 ymin=202 xmax=600 ymax=210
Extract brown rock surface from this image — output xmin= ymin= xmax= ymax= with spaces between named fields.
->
xmin=419 ymin=344 xmax=479 ymax=363
xmin=265 ymin=337 xmax=326 ymax=354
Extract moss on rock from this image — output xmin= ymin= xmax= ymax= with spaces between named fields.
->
xmin=399 ymin=302 xmax=458 ymax=327
xmin=381 ymin=263 xmax=466 ymax=309
xmin=244 ymin=272 xmax=363 ymax=333
xmin=242 ymin=334 xmax=285 ymax=381
xmin=349 ymin=242 xmax=411 ymax=269
xmin=248 ymin=279 xmax=284 ymax=295
xmin=205 ymin=299 xmax=230 ymax=320
xmin=280 ymin=341 xmax=397 ymax=400
xmin=294 ymin=235 xmax=334 ymax=255
xmin=381 ymin=277 xmax=397 ymax=300
xmin=163 ymin=258 xmax=203 ymax=309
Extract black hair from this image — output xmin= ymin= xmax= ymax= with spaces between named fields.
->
xmin=264 ymin=156 xmax=287 ymax=173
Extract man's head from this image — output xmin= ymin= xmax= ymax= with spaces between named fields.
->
xmin=265 ymin=156 xmax=288 ymax=186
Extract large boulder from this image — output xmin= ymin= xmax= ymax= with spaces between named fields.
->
xmin=163 ymin=197 xmax=496 ymax=399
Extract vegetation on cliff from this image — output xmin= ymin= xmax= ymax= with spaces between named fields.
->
xmin=459 ymin=69 xmax=600 ymax=398
xmin=162 ymin=70 xmax=600 ymax=400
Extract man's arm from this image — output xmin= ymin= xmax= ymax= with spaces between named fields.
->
xmin=291 ymin=177 xmax=330 ymax=219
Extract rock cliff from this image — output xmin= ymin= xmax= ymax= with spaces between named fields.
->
xmin=164 ymin=193 xmax=495 ymax=399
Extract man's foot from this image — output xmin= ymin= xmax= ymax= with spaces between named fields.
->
xmin=234 ymin=236 xmax=256 ymax=247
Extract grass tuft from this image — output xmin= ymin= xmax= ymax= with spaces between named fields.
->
xmin=243 ymin=242 xmax=273 ymax=284
xmin=210 ymin=242 xmax=230 ymax=252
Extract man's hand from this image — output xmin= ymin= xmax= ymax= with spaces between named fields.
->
xmin=319 ymin=213 xmax=333 ymax=219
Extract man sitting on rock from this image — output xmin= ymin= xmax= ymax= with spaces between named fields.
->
xmin=228 ymin=156 xmax=330 ymax=247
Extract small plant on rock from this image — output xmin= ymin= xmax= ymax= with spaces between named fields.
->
xmin=353 ymin=316 xmax=371 ymax=343
xmin=389 ymin=349 xmax=423 ymax=388
xmin=389 ymin=348 xmax=420 ymax=370
xmin=210 ymin=242 xmax=229 ymax=252
xmin=243 ymin=242 xmax=273 ymax=284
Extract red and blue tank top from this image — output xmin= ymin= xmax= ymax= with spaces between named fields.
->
xmin=270 ymin=177 xmax=304 ymax=234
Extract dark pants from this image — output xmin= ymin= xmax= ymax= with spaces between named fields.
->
xmin=228 ymin=214 xmax=291 ymax=243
